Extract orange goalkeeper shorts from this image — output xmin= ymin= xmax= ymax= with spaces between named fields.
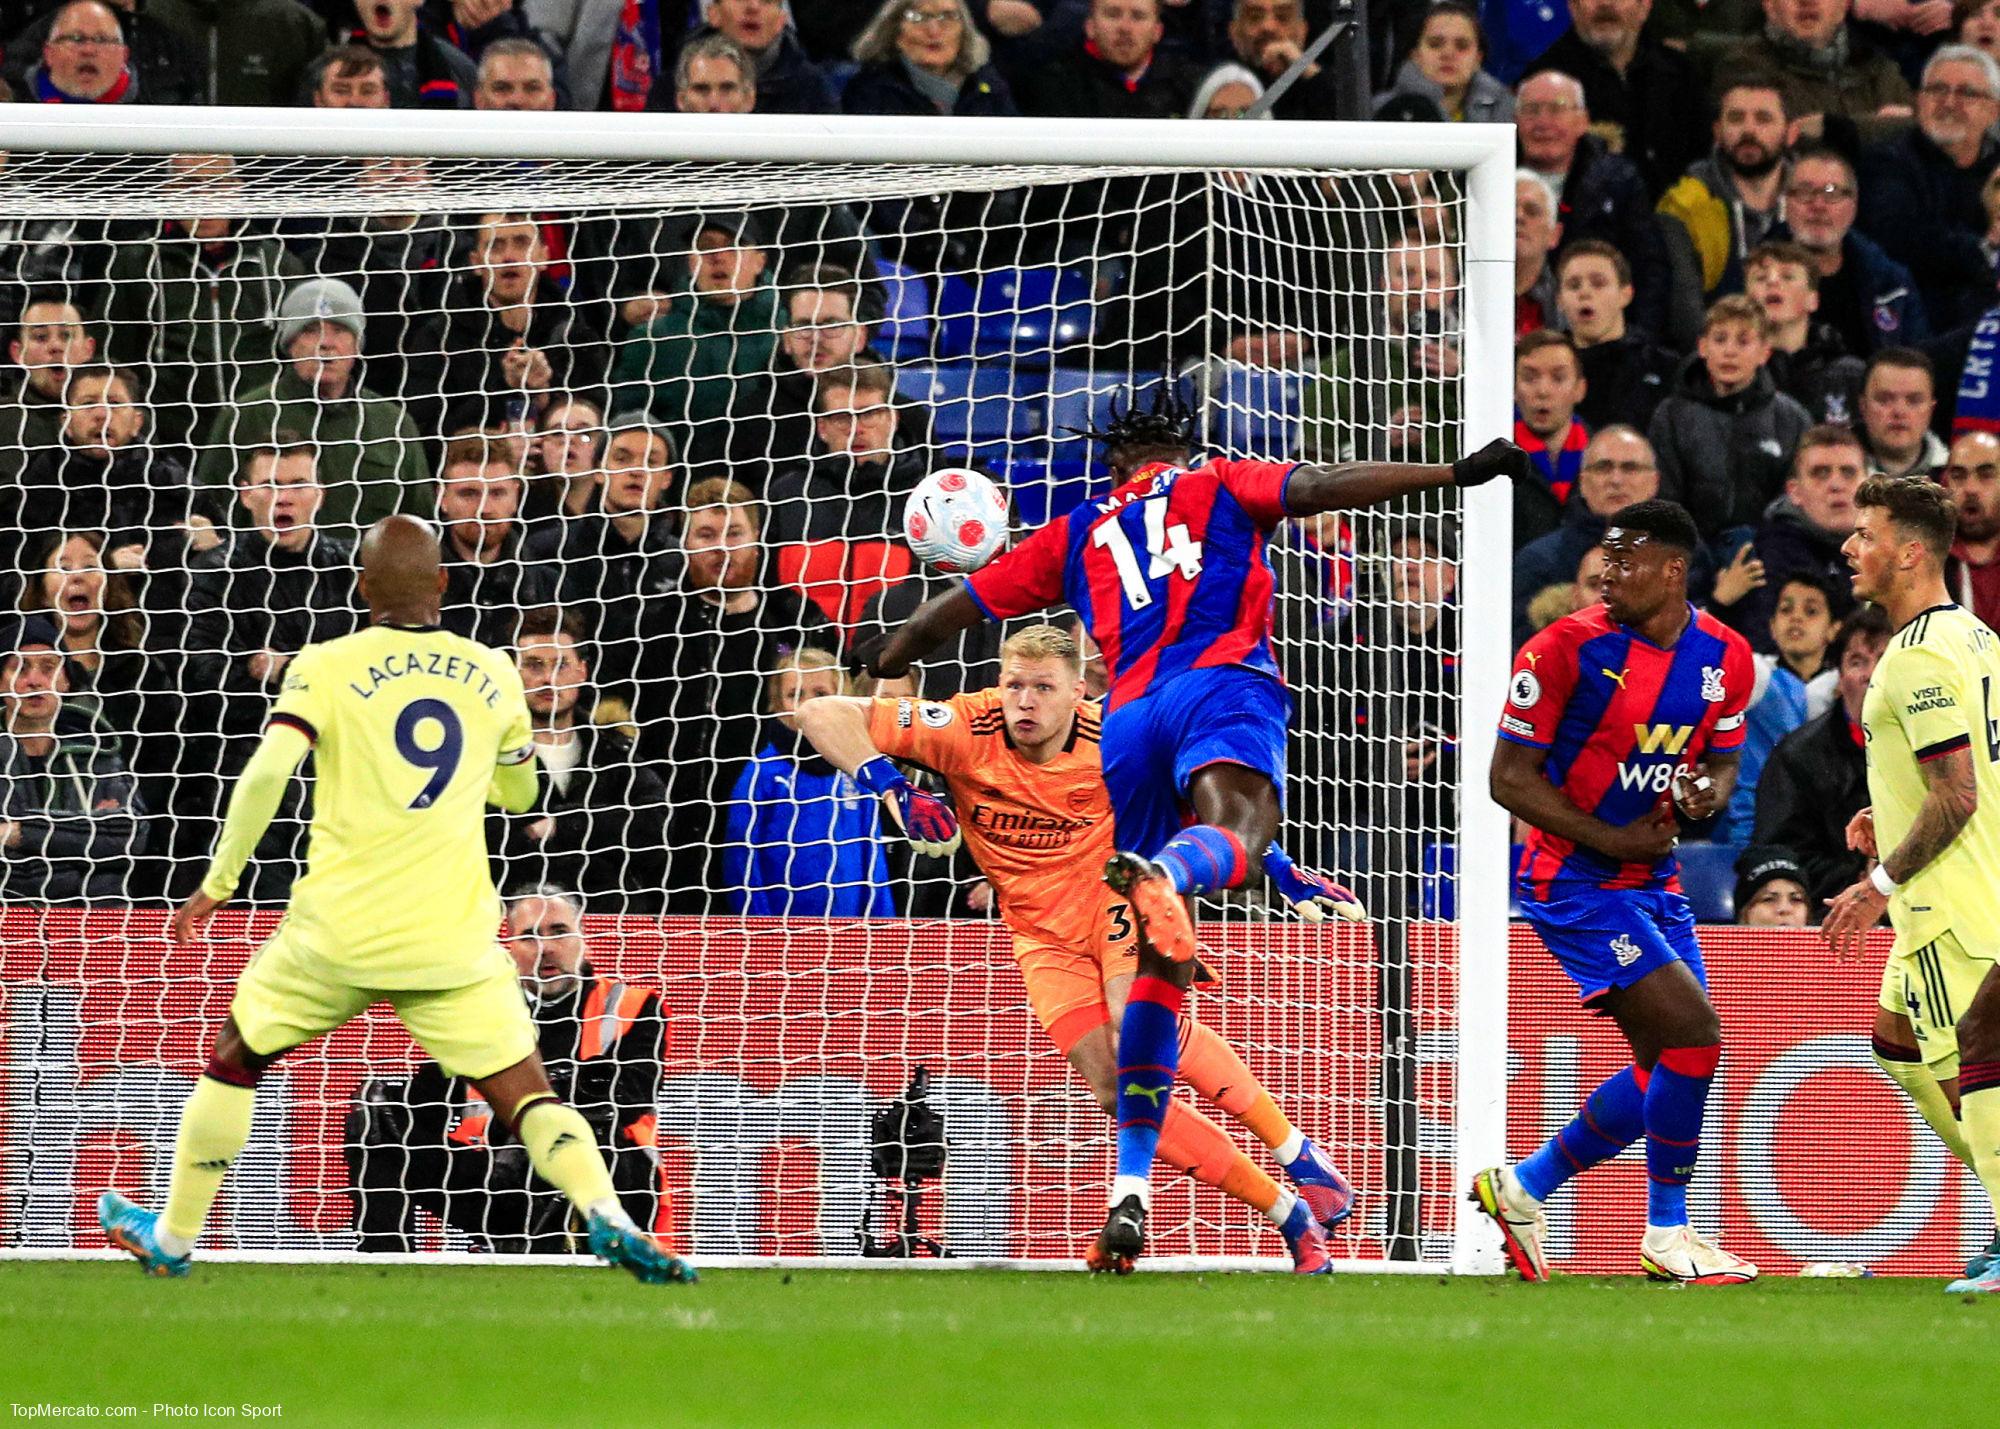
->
xmin=1015 ymin=895 xmax=1140 ymax=1055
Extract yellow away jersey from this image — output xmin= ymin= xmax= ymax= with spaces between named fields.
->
xmin=1861 ymin=602 xmax=2000 ymax=957
xmin=264 ymin=623 xmax=534 ymax=986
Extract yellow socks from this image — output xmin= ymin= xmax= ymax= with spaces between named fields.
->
xmin=516 ymin=1097 xmax=621 ymax=1218
xmin=1873 ymin=1039 xmax=1973 ymax=1165
xmin=160 ymin=1075 xmax=257 ymax=1255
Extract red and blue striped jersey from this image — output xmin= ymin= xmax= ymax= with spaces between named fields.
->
xmin=1498 ymin=603 xmax=1754 ymax=898
xmin=964 ymin=457 xmax=1293 ymax=709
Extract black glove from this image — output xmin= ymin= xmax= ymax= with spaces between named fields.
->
xmin=1452 ymin=438 xmax=1531 ymax=488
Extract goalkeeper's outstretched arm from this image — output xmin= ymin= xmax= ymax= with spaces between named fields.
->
xmin=868 ymin=586 xmax=985 ymax=681
xmin=1284 ymin=438 xmax=1528 ymax=516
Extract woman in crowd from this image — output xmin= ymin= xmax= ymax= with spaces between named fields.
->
xmin=18 ymin=529 xmax=158 ymax=761
xmin=1372 ymin=2 xmax=1513 ymax=124
xmin=842 ymin=0 xmax=1017 ymax=116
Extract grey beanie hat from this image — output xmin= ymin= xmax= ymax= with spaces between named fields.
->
xmin=275 ymin=277 xmax=365 ymax=354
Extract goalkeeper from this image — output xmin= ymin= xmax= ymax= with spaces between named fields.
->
xmin=99 ymin=516 xmax=692 ymax=1285
xmin=797 ymin=623 xmax=1358 ymax=1274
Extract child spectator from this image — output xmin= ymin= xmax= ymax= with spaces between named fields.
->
xmin=1732 ymin=846 xmax=1811 ymax=927
xmin=1715 ymin=571 xmax=1837 ymax=844
xmin=1556 ymin=241 xmax=1677 ymax=432
xmin=724 ymin=646 xmax=896 ymax=917
xmin=1745 ymin=240 xmax=1864 ymax=425
xmin=1648 ymin=294 xmax=1812 ymax=538
xmin=1512 ymin=330 xmax=1591 ymax=545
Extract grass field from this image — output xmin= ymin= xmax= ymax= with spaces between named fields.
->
xmin=6 ymin=1263 xmax=1996 ymax=1426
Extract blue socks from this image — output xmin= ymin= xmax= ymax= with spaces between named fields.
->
xmin=1153 ymin=826 xmax=1248 ymax=898
xmin=1644 ymin=1045 xmax=1720 ymax=1227
xmin=1113 ymin=975 xmax=1186 ymax=1201
xmin=1514 ymin=1064 xmax=1647 ymax=1203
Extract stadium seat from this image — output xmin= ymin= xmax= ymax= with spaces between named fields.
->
xmin=937 ymin=268 xmax=1093 ymax=364
xmin=900 ymin=364 xmax=1044 ymax=448
xmin=1674 ymin=842 xmax=1744 ymax=923
xmin=1420 ymin=842 xmax=1456 ymax=922
xmin=1042 ymin=368 xmax=1168 ymax=483
xmin=873 ymin=258 xmax=934 ymax=362
xmin=1201 ymin=363 xmax=1303 ymax=460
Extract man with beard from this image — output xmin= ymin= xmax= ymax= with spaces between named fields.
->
xmin=1227 ymin=0 xmax=1340 ymax=119
xmin=1943 ymin=430 xmax=2000 ymax=627
xmin=435 ymin=437 xmax=559 ymax=649
xmin=1716 ymin=0 xmax=1911 ymax=141
xmin=1776 ymin=142 xmax=1928 ymax=358
xmin=1658 ymin=78 xmax=1791 ymax=304
xmin=1525 ymin=0 xmax=1703 ymax=200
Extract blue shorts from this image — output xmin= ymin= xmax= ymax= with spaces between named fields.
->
xmin=1101 ymin=667 xmax=1290 ymax=858
xmin=1517 ymin=884 xmax=1708 ymax=1004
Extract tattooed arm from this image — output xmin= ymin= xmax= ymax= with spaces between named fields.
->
xmin=1880 ymin=744 xmax=1980 ymax=884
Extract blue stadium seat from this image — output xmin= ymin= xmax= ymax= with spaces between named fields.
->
xmin=932 ymin=273 xmax=981 ymax=359
xmin=1420 ymin=842 xmax=1456 ymax=921
xmin=1674 ymin=842 xmax=1744 ymax=923
xmin=899 ymin=364 xmax=1044 ymax=448
xmin=1202 ymin=363 xmax=1303 ymax=460
xmin=1042 ymin=368 xmax=1168 ymax=483
xmin=936 ymin=268 xmax=1093 ymax=364
xmin=872 ymin=258 xmax=934 ymax=362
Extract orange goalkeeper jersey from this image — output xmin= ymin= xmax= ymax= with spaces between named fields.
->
xmin=867 ymin=690 xmax=1112 ymax=950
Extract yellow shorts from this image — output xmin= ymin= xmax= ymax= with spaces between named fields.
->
xmin=1879 ymin=929 xmax=2000 ymax=1067
xmin=230 ymin=928 xmax=536 ymax=1080
xmin=1015 ymin=897 xmax=1139 ymax=1054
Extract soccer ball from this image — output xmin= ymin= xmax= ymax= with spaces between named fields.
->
xmin=903 ymin=467 xmax=1009 ymax=574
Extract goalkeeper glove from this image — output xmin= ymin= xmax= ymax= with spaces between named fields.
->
xmin=853 ymin=756 xmax=962 ymax=856
xmin=1263 ymin=843 xmax=1366 ymax=923
xmin=1451 ymin=437 xmax=1532 ymax=489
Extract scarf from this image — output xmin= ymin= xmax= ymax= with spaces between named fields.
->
xmin=902 ymin=55 xmax=961 ymax=113
xmin=34 ymin=65 xmax=132 ymax=103
xmin=1760 ymin=20 xmax=1851 ymax=78
xmin=1513 ymin=415 xmax=1590 ymax=505
xmin=1955 ymin=305 xmax=2000 ymax=437
xmin=609 ymin=0 xmax=662 ymax=112
xmin=1084 ymin=38 xmax=1151 ymax=93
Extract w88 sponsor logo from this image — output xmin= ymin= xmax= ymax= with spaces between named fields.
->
xmin=1617 ymin=761 xmax=1682 ymax=794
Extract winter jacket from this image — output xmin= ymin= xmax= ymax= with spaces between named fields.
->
xmin=1806 ymin=229 xmax=1928 ymax=359
xmin=1513 ymin=511 xmax=1609 ymax=650
xmin=1714 ymin=25 xmax=1910 ymax=139
xmin=1647 ymin=360 xmax=1812 ymax=537
xmin=436 ymin=278 xmax=608 ymax=421
xmin=0 ymin=373 xmax=69 ymax=487
xmin=278 ymin=217 xmax=452 ymax=406
xmin=520 ymin=504 xmax=678 ymax=689
xmin=1711 ymin=493 xmax=1857 ymax=653
xmin=609 ymin=280 xmax=780 ymax=451
xmin=1372 ymin=56 xmax=1514 ymax=123
xmin=5 ymin=445 xmax=194 ymax=580
xmin=1511 ymin=415 xmax=1589 ymax=549
xmin=842 ymin=58 xmax=1017 ymax=116
xmin=1766 ymin=324 xmax=1866 ymax=426
xmin=1576 ymin=332 xmax=1678 ymax=432
xmin=0 ymin=711 xmax=147 ymax=902
xmin=1717 ymin=655 xmax=1812 ymax=844
xmin=1549 ymin=135 xmax=1673 ymax=338
xmin=1015 ymin=39 xmax=1203 ymax=120
xmin=488 ymin=724 xmax=668 ymax=913
xmin=645 ymin=24 xmax=835 ymax=114
xmin=351 ymin=27 xmax=480 ymax=107
xmin=1525 ymin=26 xmax=1705 ymax=199
xmin=193 ymin=368 xmax=433 ymax=534
xmin=1858 ymin=127 xmax=2000 ymax=336
xmin=145 ymin=0 xmax=323 ymax=105
xmin=440 ymin=532 xmax=560 ymax=650
xmin=7 ymin=6 xmax=204 ymax=104
xmin=1753 ymin=703 xmax=1869 ymax=905
xmin=1657 ymin=152 xmax=1786 ymax=300
xmin=724 ymin=721 xmax=895 ymax=918
xmin=764 ymin=443 xmax=929 ymax=630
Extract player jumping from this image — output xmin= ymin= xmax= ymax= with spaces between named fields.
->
xmin=868 ymin=385 xmax=1527 ymax=1266
xmin=798 ymin=623 xmax=1356 ymax=1273
xmin=98 ymin=516 xmax=692 ymax=1284
xmin=1472 ymin=500 xmax=1757 ymax=1285
xmin=1821 ymin=477 xmax=2000 ymax=1294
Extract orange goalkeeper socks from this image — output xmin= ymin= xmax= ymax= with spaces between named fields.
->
xmin=1177 ymin=1020 xmax=1296 ymax=1153
xmin=1157 ymin=1101 xmax=1285 ymax=1218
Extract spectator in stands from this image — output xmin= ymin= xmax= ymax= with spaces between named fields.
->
xmin=1524 ymin=540 xmax=1610 ymax=633
xmin=351 ymin=0 xmax=478 ymax=105
xmin=1777 ymin=142 xmax=1929 ymax=357
xmin=491 ymin=607 xmax=667 ymax=912
xmin=522 ymin=0 xmax=651 ymax=110
xmin=1514 ymin=171 xmax=1562 ymax=336
xmin=1858 ymin=44 xmax=2000 ymax=333
xmin=660 ymin=26 xmax=755 ymax=111
xmin=1714 ymin=0 xmax=1912 ymax=139
xmin=725 ymin=645 xmax=896 ymax=917
xmin=1017 ymin=0 xmax=1202 ymax=118
xmin=438 ymin=213 xmax=606 ymax=426
xmin=766 ymin=360 xmax=927 ymax=631
xmin=195 ymin=277 xmax=432 ymax=535
xmin=525 ymin=415 xmax=676 ymax=688
xmin=1558 ymin=242 xmax=1677 ymax=431
xmin=1227 ymin=0 xmax=1339 ymax=118
xmin=631 ymin=477 xmax=836 ymax=909
xmin=435 ymin=436 xmax=559 ymax=648
xmin=1747 ymin=240 xmax=1865 ymax=424
xmin=1715 ymin=571 xmax=1836 ymax=842
xmin=1944 ymin=428 xmax=2000 ymax=624
xmin=0 ymin=298 xmax=95 ymax=488
xmin=724 ymin=262 xmax=878 ymax=485
xmin=1303 ymin=230 xmax=1461 ymax=463
xmin=305 ymin=42 xmax=392 ymax=105
xmin=1511 ymin=424 xmax=1660 ymax=645
xmin=144 ymin=0 xmax=322 ymax=105
xmin=1525 ymin=0 xmax=1705 ymax=199
xmin=1708 ymin=423 xmax=1865 ymax=649
xmin=1657 ymin=78 xmax=1791 ymax=305
xmin=0 ymin=614 xmax=147 ymax=903
xmin=18 ymin=529 xmax=154 ymax=755
xmin=10 ymin=0 xmax=205 ymax=104
xmin=1513 ymin=330 xmax=1592 ymax=546
xmin=667 ymin=0 xmax=836 ymax=113
xmin=1373 ymin=2 xmax=1513 ymax=122
xmin=843 ymin=0 xmax=1017 ymax=115
xmin=1754 ymin=602 xmax=1888 ymax=906
xmin=610 ymin=211 xmax=779 ymax=469
xmin=525 ymin=393 xmax=605 ymax=529
xmin=1187 ymin=61 xmax=1262 ymax=118
xmin=1733 ymin=846 xmax=1812 ymax=926
xmin=5 ymin=365 xmax=197 ymax=587
xmin=1514 ymin=70 xmax=1671 ymax=337
xmin=474 ymin=35 xmax=561 ymax=107
xmin=103 ymin=152 xmax=303 ymax=452
xmin=1858 ymin=347 xmax=1947 ymax=478
xmin=1648 ymin=294 xmax=1813 ymax=537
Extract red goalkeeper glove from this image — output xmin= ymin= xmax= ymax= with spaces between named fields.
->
xmin=854 ymin=757 xmax=962 ymax=857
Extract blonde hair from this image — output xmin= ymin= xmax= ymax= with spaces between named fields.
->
xmin=850 ymin=0 xmax=990 ymax=81
xmin=766 ymin=645 xmax=847 ymax=708
xmin=999 ymin=623 xmax=1083 ymax=677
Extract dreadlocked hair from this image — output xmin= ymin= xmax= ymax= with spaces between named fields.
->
xmin=1074 ymin=382 xmax=1197 ymax=471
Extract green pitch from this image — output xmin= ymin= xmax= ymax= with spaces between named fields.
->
xmin=7 ymin=1263 xmax=1994 ymax=1426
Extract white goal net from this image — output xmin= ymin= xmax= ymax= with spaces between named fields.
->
xmin=0 ymin=112 xmax=1512 ymax=1269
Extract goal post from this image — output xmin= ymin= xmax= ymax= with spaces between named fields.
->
xmin=0 ymin=107 xmax=1514 ymax=1270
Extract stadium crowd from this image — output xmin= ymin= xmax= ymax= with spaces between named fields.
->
xmin=2 ymin=0 xmax=1998 ymax=924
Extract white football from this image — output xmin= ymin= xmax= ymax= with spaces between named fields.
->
xmin=903 ymin=467 xmax=1009 ymax=574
